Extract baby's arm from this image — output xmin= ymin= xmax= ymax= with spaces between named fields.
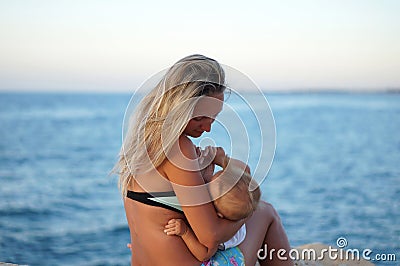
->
xmin=212 ymin=147 xmax=251 ymax=174
xmin=164 ymin=219 xmax=215 ymax=262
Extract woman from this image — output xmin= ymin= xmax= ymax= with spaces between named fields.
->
xmin=117 ymin=54 xmax=293 ymax=265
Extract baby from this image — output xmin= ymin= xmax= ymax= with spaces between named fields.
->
xmin=164 ymin=146 xmax=261 ymax=262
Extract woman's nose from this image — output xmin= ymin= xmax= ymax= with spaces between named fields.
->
xmin=201 ymin=118 xmax=214 ymax=132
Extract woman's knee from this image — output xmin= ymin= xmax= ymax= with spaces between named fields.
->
xmin=257 ymin=200 xmax=281 ymax=223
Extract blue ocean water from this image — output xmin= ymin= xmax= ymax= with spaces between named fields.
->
xmin=0 ymin=92 xmax=399 ymax=265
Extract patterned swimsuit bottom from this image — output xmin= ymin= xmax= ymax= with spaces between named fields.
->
xmin=202 ymin=246 xmax=245 ymax=266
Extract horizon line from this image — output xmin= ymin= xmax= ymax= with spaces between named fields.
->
xmin=1 ymin=87 xmax=399 ymax=95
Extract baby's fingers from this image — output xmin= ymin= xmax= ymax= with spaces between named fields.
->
xmin=167 ymin=219 xmax=176 ymax=224
xmin=164 ymin=223 xmax=176 ymax=229
xmin=164 ymin=227 xmax=177 ymax=235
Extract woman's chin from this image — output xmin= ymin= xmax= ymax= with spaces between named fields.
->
xmin=190 ymin=131 xmax=203 ymax=138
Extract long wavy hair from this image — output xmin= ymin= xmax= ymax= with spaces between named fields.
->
xmin=117 ymin=54 xmax=226 ymax=196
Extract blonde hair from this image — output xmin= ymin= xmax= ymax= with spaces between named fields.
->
xmin=211 ymin=166 xmax=261 ymax=221
xmin=117 ymin=55 xmax=226 ymax=196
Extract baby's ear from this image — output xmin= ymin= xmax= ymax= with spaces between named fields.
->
xmin=217 ymin=212 xmax=224 ymax=218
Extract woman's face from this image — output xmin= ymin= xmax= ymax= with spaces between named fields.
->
xmin=184 ymin=93 xmax=224 ymax=138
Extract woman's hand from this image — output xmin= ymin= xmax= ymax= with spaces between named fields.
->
xmin=164 ymin=219 xmax=188 ymax=236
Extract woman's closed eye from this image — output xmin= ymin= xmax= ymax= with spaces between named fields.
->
xmin=193 ymin=116 xmax=216 ymax=122
xmin=193 ymin=116 xmax=205 ymax=121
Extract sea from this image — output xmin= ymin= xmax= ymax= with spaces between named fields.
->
xmin=0 ymin=91 xmax=399 ymax=265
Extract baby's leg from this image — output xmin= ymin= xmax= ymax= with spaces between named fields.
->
xmin=239 ymin=201 xmax=293 ymax=266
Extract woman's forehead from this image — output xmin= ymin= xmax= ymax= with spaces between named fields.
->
xmin=192 ymin=94 xmax=224 ymax=117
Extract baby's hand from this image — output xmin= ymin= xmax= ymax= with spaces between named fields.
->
xmin=197 ymin=146 xmax=217 ymax=167
xmin=164 ymin=219 xmax=188 ymax=236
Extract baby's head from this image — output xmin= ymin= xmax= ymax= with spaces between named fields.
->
xmin=209 ymin=165 xmax=261 ymax=221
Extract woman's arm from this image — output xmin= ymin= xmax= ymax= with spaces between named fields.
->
xmin=163 ymin=136 xmax=245 ymax=249
xmin=164 ymin=219 xmax=217 ymax=261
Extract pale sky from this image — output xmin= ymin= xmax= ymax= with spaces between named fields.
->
xmin=0 ymin=0 xmax=399 ymax=92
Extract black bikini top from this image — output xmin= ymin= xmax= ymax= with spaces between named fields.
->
xmin=127 ymin=190 xmax=183 ymax=214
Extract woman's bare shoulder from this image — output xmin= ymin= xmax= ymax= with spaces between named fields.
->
xmin=178 ymin=135 xmax=197 ymax=159
xmin=163 ymin=135 xmax=204 ymax=186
